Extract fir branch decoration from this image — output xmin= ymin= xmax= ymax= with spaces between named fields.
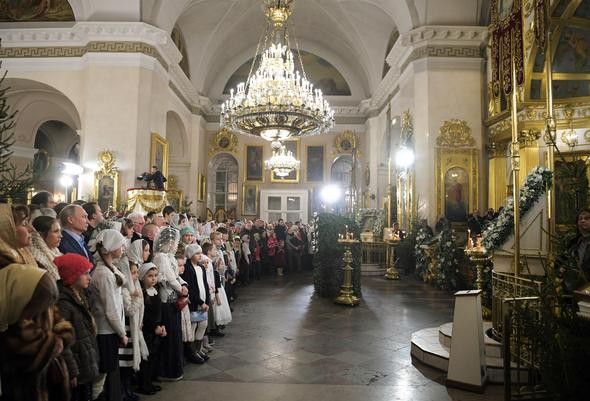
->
xmin=435 ymin=222 xmax=460 ymax=290
xmin=482 ymin=166 xmax=552 ymax=251
xmin=414 ymin=223 xmax=433 ymax=279
xmin=0 ymin=60 xmax=35 ymax=203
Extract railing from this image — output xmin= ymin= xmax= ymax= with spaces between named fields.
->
xmin=361 ymin=241 xmax=387 ymax=267
xmin=492 ymin=271 xmax=543 ymax=340
xmin=502 ymin=297 xmax=548 ymax=401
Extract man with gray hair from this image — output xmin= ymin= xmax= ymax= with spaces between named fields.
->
xmin=58 ymin=204 xmax=91 ymax=261
xmin=128 ymin=211 xmax=145 ymax=242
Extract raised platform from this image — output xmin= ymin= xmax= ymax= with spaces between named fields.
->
xmin=410 ymin=322 xmax=527 ymax=384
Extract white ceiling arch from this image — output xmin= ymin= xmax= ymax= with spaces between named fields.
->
xmin=174 ymin=0 xmax=402 ymax=100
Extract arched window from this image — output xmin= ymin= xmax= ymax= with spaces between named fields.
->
xmin=208 ymin=154 xmax=238 ymax=212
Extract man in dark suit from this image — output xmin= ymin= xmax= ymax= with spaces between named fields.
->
xmin=58 ymin=204 xmax=91 ymax=262
xmin=151 ymin=165 xmax=167 ymax=190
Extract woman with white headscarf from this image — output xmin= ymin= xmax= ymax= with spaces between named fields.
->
xmin=89 ymin=229 xmax=128 ymax=401
xmin=116 ymin=239 xmax=149 ymax=401
xmin=152 ymin=227 xmax=187 ymax=381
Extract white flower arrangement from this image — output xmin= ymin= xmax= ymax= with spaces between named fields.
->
xmin=482 ymin=166 xmax=553 ymax=251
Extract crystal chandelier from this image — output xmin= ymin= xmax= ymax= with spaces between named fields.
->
xmin=265 ymin=141 xmax=300 ymax=177
xmin=221 ymin=0 xmax=334 ymax=142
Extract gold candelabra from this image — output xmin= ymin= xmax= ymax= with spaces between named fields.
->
xmin=464 ymin=233 xmax=491 ymax=320
xmin=335 ymin=227 xmax=360 ymax=306
xmin=384 ymin=239 xmax=400 ymax=280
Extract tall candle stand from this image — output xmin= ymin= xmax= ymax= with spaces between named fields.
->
xmin=336 ymin=229 xmax=360 ymax=306
xmin=384 ymin=239 xmax=401 ymax=280
xmin=464 ymin=235 xmax=492 ymax=320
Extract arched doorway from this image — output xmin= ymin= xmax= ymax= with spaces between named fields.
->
xmin=4 ymin=78 xmax=81 ymax=202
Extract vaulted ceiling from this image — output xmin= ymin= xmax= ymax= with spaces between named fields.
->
xmin=19 ymin=0 xmax=488 ymax=103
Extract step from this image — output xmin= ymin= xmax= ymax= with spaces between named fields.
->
xmin=438 ymin=322 xmax=501 ymax=358
xmin=360 ymin=263 xmax=386 ymax=276
xmin=411 ymin=325 xmax=529 ymax=384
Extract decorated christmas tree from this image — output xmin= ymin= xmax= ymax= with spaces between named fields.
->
xmin=0 ymin=58 xmax=35 ymax=203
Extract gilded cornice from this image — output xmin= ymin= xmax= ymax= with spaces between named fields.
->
xmin=487 ymin=141 xmax=509 ymax=158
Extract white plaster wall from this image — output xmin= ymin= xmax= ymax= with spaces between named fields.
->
xmin=390 ymin=57 xmax=485 ymax=227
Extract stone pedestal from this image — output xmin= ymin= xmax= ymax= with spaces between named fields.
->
xmin=446 ymin=289 xmax=487 ymax=393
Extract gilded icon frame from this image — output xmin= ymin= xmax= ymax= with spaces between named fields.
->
xmin=150 ymin=133 xmax=169 ymax=186
xmin=242 ymin=183 xmax=259 ymax=216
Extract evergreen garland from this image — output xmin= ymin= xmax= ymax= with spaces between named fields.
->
xmin=482 ymin=166 xmax=552 ymax=251
xmin=414 ymin=223 xmax=433 ymax=279
xmin=312 ymin=213 xmax=361 ymax=298
xmin=435 ymin=222 xmax=460 ymax=290
xmin=0 ymin=60 xmax=35 ymax=203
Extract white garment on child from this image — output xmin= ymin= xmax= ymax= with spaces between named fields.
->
xmin=213 ymin=286 xmax=232 ymax=326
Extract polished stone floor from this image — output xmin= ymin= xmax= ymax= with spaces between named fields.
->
xmin=150 ymin=272 xmax=503 ymax=401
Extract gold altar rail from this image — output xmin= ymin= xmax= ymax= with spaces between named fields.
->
xmin=502 ymin=296 xmax=547 ymax=401
xmin=361 ymin=241 xmax=387 ymax=267
xmin=492 ymin=271 xmax=542 ymax=340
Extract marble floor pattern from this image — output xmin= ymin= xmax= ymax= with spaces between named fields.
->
xmin=150 ymin=272 xmax=503 ymax=401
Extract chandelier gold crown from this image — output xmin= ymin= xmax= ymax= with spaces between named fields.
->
xmin=220 ymin=0 xmax=334 ymax=142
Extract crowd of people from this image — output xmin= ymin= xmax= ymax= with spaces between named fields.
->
xmin=0 ymin=191 xmax=314 ymax=401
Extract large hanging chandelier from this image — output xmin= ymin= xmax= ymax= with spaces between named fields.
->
xmin=265 ymin=141 xmax=300 ymax=177
xmin=221 ymin=0 xmax=334 ymax=142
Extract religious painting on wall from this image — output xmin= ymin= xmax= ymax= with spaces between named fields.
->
xmin=555 ymin=158 xmax=589 ymax=226
xmin=242 ymin=184 xmax=258 ymax=216
xmin=306 ymin=145 xmax=324 ymax=182
xmin=0 ymin=0 xmax=74 ymax=22
xmin=94 ymin=151 xmax=119 ymax=215
xmin=271 ymin=140 xmax=300 ymax=183
xmin=98 ymin=176 xmax=115 ymax=214
xmin=150 ymin=133 xmax=169 ymax=185
xmin=245 ymin=145 xmax=263 ymax=182
xmin=444 ymin=167 xmax=469 ymax=222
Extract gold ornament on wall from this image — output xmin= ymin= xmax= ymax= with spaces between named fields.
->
xmin=436 ymin=119 xmax=475 ymax=147
xmin=209 ymin=128 xmax=238 ymax=155
xmin=94 ymin=151 xmax=119 ymax=213
xmin=333 ymin=130 xmax=358 ymax=155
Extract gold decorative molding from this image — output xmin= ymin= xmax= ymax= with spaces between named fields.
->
xmin=0 ymin=41 xmax=167 ymax=70
xmin=487 ymin=142 xmax=509 ymax=158
xmin=94 ymin=151 xmax=120 ymax=213
xmin=333 ymin=130 xmax=358 ymax=155
xmin=518 ymin=129 xmax=541 ymax=148
xmin=436 ymin=119 xmax=475 ymax=147
xmin=209 ymin=128 xmax=238 ymax=156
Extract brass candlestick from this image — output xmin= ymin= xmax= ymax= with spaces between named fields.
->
xmin=335 ymin=238 xmax=360 ymax=306
xmin=384 ymin=239 xmax=400 ymax=280
xmin=464 ymin=247 xmax=492 ymax=320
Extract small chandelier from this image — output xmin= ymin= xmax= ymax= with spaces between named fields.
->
xmin=265 ymin=141 xmax=300 ymax=177
xmin=221 ymin=0 xmax=334 ymax=142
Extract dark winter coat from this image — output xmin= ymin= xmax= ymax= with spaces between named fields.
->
xmin=57 ymin=283 xmax=100 ymax=385
xmin=181 ymin=260 xmax=211 ymax=312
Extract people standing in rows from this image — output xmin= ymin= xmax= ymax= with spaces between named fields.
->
xmin=59 ymin=205 xmax=91 ymax=262
xmin=137 ymin=263 xmax=165 ymax=395
xmin=152 ymin=227 xmax=187 ymax=381
xmin=286 ymin=227 xmax=303 ymax=273
xmin=56 ymin=254 xmax=99 ymax=401
xmin=30 ymin=215 xmax=63 ymax=281
xmin=0 ymin=263 xmax=75 ymax=401
xmin=117 ymin=239 xmax=148 ymax=401
xmin=30 ymin=190 xmax=57 ymax=210
xmin=89 ymin=229 xmax=128 ymax=401
xmin=82 ymin=203 xmax=104 ymax=245
xmin=181 ymin=244 xmax=210 ymax=364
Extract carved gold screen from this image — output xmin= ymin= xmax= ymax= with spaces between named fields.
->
xmin=435 ymin=120 xmax=479 ymax=222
